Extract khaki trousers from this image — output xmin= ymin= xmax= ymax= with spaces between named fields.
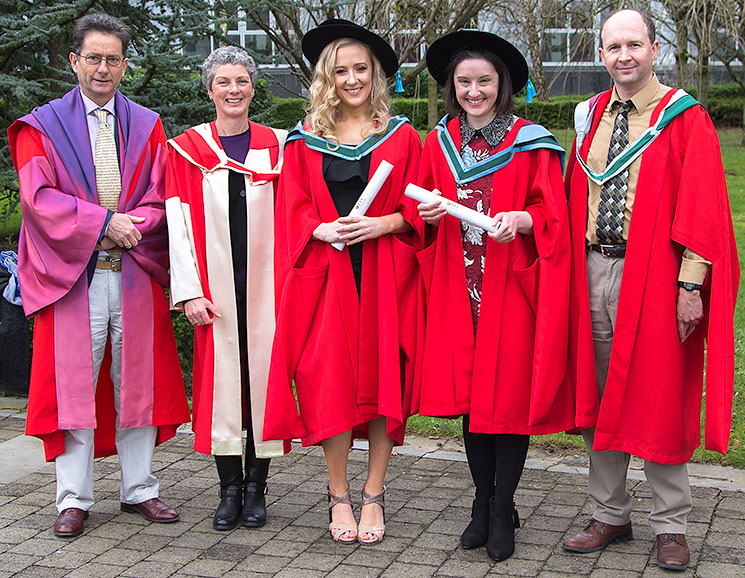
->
xmin=583 ymin=249 xmax=691 ymax=535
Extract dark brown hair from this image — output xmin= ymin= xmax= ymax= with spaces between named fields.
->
xmin=442 ymin=49 xmax=514 ymax=118
xmin=72 ymin=13 xmax=131 ymax=56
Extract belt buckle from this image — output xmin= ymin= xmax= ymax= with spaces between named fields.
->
xmin=599 ymin=244 xmax=615 ymax=257
xmin=110 ymin=258 xmax=122 ymax=272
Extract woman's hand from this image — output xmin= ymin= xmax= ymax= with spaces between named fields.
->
xmin=312 ymin=220 xmax=343 ymax=244
xmin=337 ymin=214 xmax=405 ymax=245
xmin=184 ymin=297 xmax=221 ymax=326
xmin=488 ymin=211 xmax=533 ymax=243
xmin=417 ymin=189 xmax=447 ymax=226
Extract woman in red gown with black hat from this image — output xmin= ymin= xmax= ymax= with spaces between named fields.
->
xmin=265 ymin=19 xmax=421 ymax=545
xmin=414 ymin=30 xmax=575 ymax=561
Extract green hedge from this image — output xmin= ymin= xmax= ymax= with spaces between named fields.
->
xmin=256 ymin=84 xmax=743 ymax=131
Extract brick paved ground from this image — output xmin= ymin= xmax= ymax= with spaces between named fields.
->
xmin=0 ymin=408 xmax=744 ymax=577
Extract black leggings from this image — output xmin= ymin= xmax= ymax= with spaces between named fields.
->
xmin=462 ymin=414 xmax=529 ymax=504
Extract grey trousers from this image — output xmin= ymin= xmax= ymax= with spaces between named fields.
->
xmin=582 ymin=249 xmax=691 ymax=535
xmin=55 ymin=267 xmax=158 ymax=512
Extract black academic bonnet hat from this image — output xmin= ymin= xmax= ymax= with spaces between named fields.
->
xmin=302 ymin=18 xmax=399 ymax=78
xmin=426 ymin=30 xmax=529 ymax=93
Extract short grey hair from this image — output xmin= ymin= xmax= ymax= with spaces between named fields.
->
xmin=201 ymin=46 xmax=257 ymax=89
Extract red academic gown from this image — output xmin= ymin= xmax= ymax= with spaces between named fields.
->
xmin=415 ymin=117 xmax=580 ymax=434
xmin=567 ymin=90 xmax=739 ymax=464
xmin=264 ymin=121 xmax=423 ymax=446
xmin=166 ymin=121 xmax=289 ymax=458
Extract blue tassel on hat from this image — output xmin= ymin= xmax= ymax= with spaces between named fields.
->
xmin=525 ymin=78 xmax=536 ymax=103
xmin=394 ymin=70 xmax=404 ymax=93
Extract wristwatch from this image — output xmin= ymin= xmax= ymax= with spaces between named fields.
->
xmin=677 ymin=281 xmax=702 ymax=291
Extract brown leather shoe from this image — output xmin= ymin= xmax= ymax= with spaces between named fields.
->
xmin=54 ymin=507 xmax=89 ymax=537
xmin=656 ymin=533 xmax=690 ymax=571
xmin=121 ymin=498 xmax=179 ymax=523
xmin=562 ymin=518 xmax=633 ymax=553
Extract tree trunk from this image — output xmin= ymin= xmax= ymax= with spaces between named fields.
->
xmin=427 ymin=26 xmax=439 ymax=127
xmin=525 ymin=6 xmax=548 ymax=100
xmin=674 ymin=23 xmax=690 ymax=88
xmin=697 ymin=53 xmax=710 ymax=108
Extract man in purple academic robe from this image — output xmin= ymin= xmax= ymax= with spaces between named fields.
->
xmin=8 ymin=13 xmax=189 ymax=538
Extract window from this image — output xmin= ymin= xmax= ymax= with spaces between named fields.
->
xmin=543 ymin=1 xmax=599 ymax=65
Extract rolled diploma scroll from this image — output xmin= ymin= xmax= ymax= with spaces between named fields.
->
xmin=331 ymin=160 xmax=395 ymax=250
xmin=404 ymin=183 xmax=498 ymax=233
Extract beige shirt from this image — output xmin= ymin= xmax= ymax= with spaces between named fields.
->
xmin=585 ymin=74 xmax=709 ymax=284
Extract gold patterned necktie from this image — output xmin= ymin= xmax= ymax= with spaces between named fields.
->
xmin=93 ymin=108 xmax=121 ymax=212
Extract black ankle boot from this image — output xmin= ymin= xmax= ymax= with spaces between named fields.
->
xmin=213 ymin=485 xmax=242 ymax=531
xmin=461 ymin=494 xmax=491 ymax=549
xmin=486 ymin=498 xmax=520 ymax=561
xmin=241 ymin=482 xmax=267 ymax=527
xmin=242 ymin=456 xmax=269 ymax=527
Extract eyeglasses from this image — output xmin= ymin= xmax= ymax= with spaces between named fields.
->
xmin=76 ymin=53 xmax=124 ymax=67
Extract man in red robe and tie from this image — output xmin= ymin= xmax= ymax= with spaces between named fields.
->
xmin=562 ymin=8 xmax=738 ymax=572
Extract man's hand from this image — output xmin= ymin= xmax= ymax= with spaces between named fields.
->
xmin=184 ymin=297 xmax=221 ymax=326
xmin=105 ymin=212 xmax=146 ymax=249
xmin=94 ymin=237 xmax=117 ymax=251
xmin=676 ymin=287 xmax=704 ymax=342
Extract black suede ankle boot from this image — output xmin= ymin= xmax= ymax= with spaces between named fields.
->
xmin=461 ymin=494 xmax=491 ymax=549
xmin=213 ymin=485 xmax=242 ymax=531
xmin=486 ymin=497 xmax=520 ymax=561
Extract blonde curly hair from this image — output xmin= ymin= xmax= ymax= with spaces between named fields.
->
xmin=306 ymin=38 xmax=390 ymax=144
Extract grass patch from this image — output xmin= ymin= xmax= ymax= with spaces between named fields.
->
xmin=407 ymin=128 xmax=745 ymax=469
xmin=0 ymin=197 xmax=21 ymax=248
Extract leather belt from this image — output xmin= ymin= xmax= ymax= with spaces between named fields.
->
xmin=96 ymin=256 xmax=122 ymax=272
xmin=588 ymin=244 xmax=626 ymax=258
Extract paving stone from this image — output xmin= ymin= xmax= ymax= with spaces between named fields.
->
xmin=588 ymin=570 xmax=642 ymax=578
xmin=542 ymin=551 xmax=595 ymax=574
xmin=0 ymin=526 xmax=40 ymax=544
xmin=179 ymin=558 xmax=237 ymax=576
xmin=220 ymin=529 xmax=275 ymax=548
xmin=325 ymin=564 xmax=383 ymax=577
xmin=33 ymin=548 xmax=97 ymax=568
xmin=487 ymin=557 xmax=544 ymax=576
xmin=120 ymin=560 xmax=183 ymax=577
xmin=522 ymin=514 xmax=573 ymax=532
xmin=146 ymin=546 xmax=201 ymax=565
xmin=234 ymin=554 xmax=293 ymax=573
xmin=168 ymin=531 xmax=223 ymax=550
xmin=9 ymin=537 xmax=62 ymax=556
xmin=64 ymin=563 xmax=128 ymax=578
xmin=10 ymin=566 xmax=69 ymax=578
xmin=412 ymin=532 xmax=460 ymax=551
xmin=344 ymin=548 xmax=398 ymax=569
xmin=273 ymin=523 xmax=327 ymax=543
xmin=286 ymin=551 xmax=345 ymax=571
xmin=254 ymin=538 xmax=308 ymax=558
xmin=596 ymin=550 xmax=648 ymax=572
xmin=274 ymin=569 xmax=328 ymax=578
xmin=0 ymin=552 xmax=39 ymax=572
xmin=397 ymin=546 xmax=449 ymax=566
xmin=93 ymin=547 xmax=150 ymax=566
xmin=435 ymin=559 xmax=492 ymax=577
xmin=693 ymin=560 xmax=745 ymax=578
xmin=382 ymin=561 xmax=438 ymax=577
xmin=86 ymin=521 xmax=142 ymax=540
